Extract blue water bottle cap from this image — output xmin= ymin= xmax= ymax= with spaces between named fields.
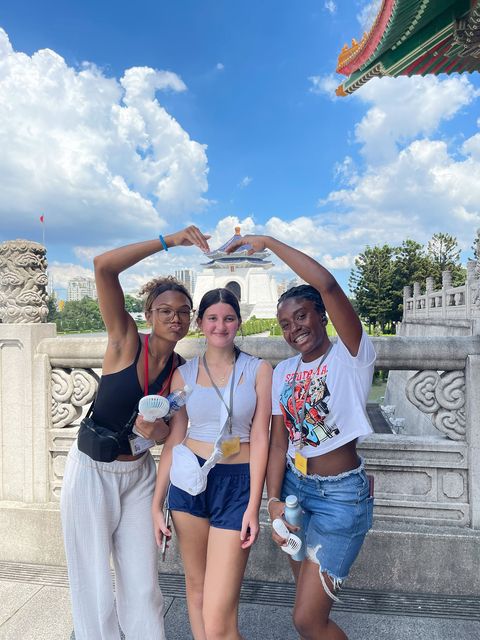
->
xmin=285 ymin=495 xmax=299 ymax=508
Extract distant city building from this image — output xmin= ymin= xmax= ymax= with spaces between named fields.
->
xmin=193 ymin=226 xmax=278 ymax=319
xmin=67 ymin=277 xmax=97 ymax=301
xmin=175 ymin=269 xmax=196 ymax=296
xmin=278 ymin=277 xmax=304 ymax=297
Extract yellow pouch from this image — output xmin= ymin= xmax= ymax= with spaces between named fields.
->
xmin=221 ymin=436 xmax=241 ymax=458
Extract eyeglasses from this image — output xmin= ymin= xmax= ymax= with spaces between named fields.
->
xmin=150 ymin=307 xmax=194 ymax=322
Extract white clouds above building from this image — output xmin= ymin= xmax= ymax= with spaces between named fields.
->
xmin=0 ymin=28 xmax=209 ymax=245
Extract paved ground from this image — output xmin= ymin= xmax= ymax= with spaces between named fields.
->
xmin=0 ymin=563 xmax=479 ymax=640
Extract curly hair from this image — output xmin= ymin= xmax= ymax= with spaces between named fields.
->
xmin=139 ymin=276 xmax=193 ymax=312
xmin=277 ymin=284 xmax=326 ymax=317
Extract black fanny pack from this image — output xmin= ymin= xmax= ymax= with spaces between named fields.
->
xmin=77 ymin=406 xmax=137 ymax=462
xmin=77 ymin=348 xmax=179 ymax=462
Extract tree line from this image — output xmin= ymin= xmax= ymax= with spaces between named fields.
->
xmin=47 ymin=232 xmax=472 ymax=335
xmin=349 ymin=232 xmax=466 ymax=333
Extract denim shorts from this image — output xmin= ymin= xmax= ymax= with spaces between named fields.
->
xmin=281 ymin=459 xmax=373 ymax=588
xmin=168 ymin=456 xmax=250 ymax=531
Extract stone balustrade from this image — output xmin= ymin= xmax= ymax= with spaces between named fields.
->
xmin=403 ymin=264 xmax=480 ymax=328
xmin=1 ymin=327 xmax=480 ymax=594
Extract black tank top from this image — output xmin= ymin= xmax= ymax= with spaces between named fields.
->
xmin=91 ymin=337 xmax=178 ymax=455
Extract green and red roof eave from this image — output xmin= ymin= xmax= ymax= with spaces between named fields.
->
xmin=336 ymin=0 xmax=480 ymax=96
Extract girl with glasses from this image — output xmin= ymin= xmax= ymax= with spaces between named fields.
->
xmin=226 ymin=235 xmax=376 ymax=640
xmin=152 ymin=287 xmax=272 ymax=640
xmin=61 ymin=226 xmax=209 ymax=640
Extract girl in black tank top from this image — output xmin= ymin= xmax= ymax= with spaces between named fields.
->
xmin=61 ymin=227 xmax=210 ymax=640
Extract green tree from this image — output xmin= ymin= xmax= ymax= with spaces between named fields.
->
xmin=472 ymin=229 xmax=479 ymax=261
xmin=124 ymin=294 xmax=143 ymax=313
xmin=349 ymin=245 xmax=395 ymax=332
xmin=392 ymin=240 xmax=431 ymax=317
xmin=58 ymin=298 xmax=105 ymax=332
xmin=47 ymin=292 xmax=59 ymax=323
xmin=426 ymin=232 xmax=465 ymax=287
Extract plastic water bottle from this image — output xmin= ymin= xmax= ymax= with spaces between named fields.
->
xmin=164 ymin=385 xmax=192 ymax=421
xmin=284 ymin=495 xmax=305 ymax=562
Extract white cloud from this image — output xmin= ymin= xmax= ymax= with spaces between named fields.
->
xmin=48 ymin=262 xmax=95 ymax=293
xmin=208 ymin=215 xmax=257 ymax=249
xmin=309 ymin=74 xmax=338 ymax=99
xmin=324 ymin=1 xmax=337 ymax=15
xmin=239 ymin=176 xmax=253 ymax=188
xmin=216 ymin=63 xmax=225 ymax=71
xmin=324 ymin=137 xmax=480 ymax=251
xmin=322 ymin=253 xmax=356 ymax=270
xmin=357 ymin=1 xmax=381 ymax=31
xmin=354 ymin=76 xmax=478 ymax=164
xmin=0 ymin=28 xmax=209 ymax=245
xmin=314 ymin=74 xmax=480 ymax=256
xmin=52 ymin=238 xmax=216 ymax=297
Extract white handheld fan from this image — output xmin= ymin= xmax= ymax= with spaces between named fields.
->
xmin=272 ymin=518 xmax=303 ymax=556
xmin=138 ymin=395 xmax=170 ymax=422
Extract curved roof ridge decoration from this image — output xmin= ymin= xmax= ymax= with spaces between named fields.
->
xmin=337 ymin=0 xmax=396 ymax=75
xmin=335 ymin=0 xmax=479 ymax=96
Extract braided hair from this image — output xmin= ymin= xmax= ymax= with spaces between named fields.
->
xmin=277 ymin=284 xmax=326 ymax=320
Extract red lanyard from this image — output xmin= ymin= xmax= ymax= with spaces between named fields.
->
xmin=144 ymin=334 xmax=176 ymax=397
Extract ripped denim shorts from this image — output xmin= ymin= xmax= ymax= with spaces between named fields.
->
xmin=281 ymin=458 xmax=374 ymax=600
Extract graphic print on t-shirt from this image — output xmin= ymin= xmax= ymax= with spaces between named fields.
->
xmin=280 ymin=365 xmax=340 ymax=448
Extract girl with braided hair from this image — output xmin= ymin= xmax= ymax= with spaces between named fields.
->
xmin=227 ymin=235 xmax=375 ymax=640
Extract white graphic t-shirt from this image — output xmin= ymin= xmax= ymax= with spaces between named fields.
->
xmin=272 ymin=330 xmax=376 ymax=459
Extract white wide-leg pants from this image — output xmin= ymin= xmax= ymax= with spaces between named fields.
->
xmin=61 ymin=442 xmax=166 ymax=640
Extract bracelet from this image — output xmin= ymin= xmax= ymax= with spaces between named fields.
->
xmin=158 ymin=234 xmax=169 ymax=252
xmin=267 ymin=497 xmax=281 ymax=509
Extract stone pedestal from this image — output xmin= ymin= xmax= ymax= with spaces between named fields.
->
xmin=0 ymin=323 xmax=59 ymax=563
xmin=0 ymin=323 xmax=56 ymax=502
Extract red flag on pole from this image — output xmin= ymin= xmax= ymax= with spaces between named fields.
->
xmin=40 ymin=215 xmax=44 ymax=223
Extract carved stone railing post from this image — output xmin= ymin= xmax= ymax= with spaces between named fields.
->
xmin=413 ymin=282 xmax=421 ymax=317
xmin=441 ymin=270 xmax=451 ymax=318
xmin=465 ymin=355 xmax=480 ymax=529
xmin=0 ymin=240 xmax=49 ymax=323
xmin=403 ymin=285 xmax=411 ymax=315
xmin=426 ymin=277 xmax=435 ymax=313
xmin=467 ymin=260 xmax=477 ymax=283
xmin=0 ymin=239 xmax=57 ymax=562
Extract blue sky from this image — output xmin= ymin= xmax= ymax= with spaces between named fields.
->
xmin=1 ymin=0 xmax=479 ymax=298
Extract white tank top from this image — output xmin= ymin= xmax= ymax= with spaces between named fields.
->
xmin=178 ymin=353 xmax=262 ymax=443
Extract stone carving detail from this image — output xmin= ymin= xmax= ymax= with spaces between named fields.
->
xmin=474 ymin=229 xmax=480 ymax=308
xmin=406 ymin=370 xmax=466 ymax=440
xmin=0 ymin=240 xmax=49 ymax=323
xmin=442 ymin=472 xmax=465 ymax=499
xmin=453 ymin=7 xmax=480 ymax=59
xmin=51 ymin=368 xmax=99 ymax=428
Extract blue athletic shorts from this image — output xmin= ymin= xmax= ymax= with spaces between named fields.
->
xmin=168 ymin=456 xmax=250 ymax=531
xmin=281 ymin=459 xmax=373 ymax=584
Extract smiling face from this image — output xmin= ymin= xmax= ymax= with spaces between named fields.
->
xmin=197 ymin=302 xmax=240 ymax=349
xmin=145 ymin=290 xmax=192 ymax=344
xmin=277 ymin=297 xmax=329 ymax=362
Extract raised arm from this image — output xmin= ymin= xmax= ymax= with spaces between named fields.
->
xmin=227 ymin=235 xmax=362 ymax=355
xmin=94 ymin=226 xmax=210 ymax=343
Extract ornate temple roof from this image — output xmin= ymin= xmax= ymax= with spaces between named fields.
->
xmin=336 ymin=0 xmax=480 ymax=96
xmin=202 ymin=226 xmax=273 ymax=269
